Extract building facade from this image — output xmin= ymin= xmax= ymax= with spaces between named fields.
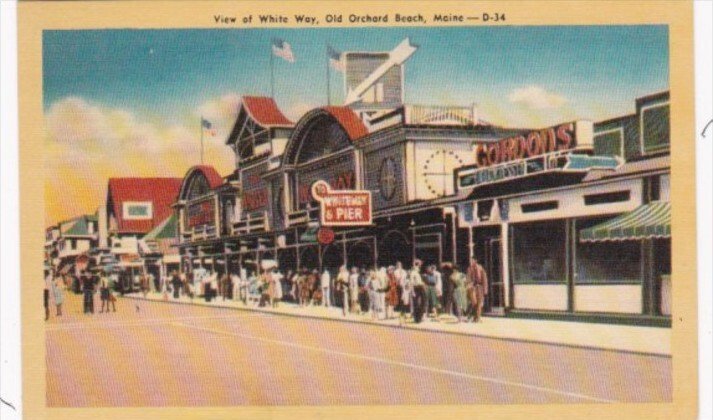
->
xmin=454 ymin=92 xmax=671 ymax=325
xmin=171 ymin=39 xmax=671 ymax=325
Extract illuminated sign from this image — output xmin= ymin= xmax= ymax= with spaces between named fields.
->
xmin=311 ymin=180 xmax=372 ymax=226
xmin=475 ymin=122 xmax=580 ymax=168
xmin=187 ymin=198 xmax=215 ymax=228
xmin=458 ymin=151 xmax=620 ymax=189
xmin=299 ymin=171 xmax=355 ymax=204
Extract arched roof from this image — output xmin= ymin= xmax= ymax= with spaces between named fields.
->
xmin=242 ymin=96 xmax=293 ymax=127
xmin=178 ymin=165 xmax=224 ymax=201
xmin=282 ymin=106 xmax=368 ymax=166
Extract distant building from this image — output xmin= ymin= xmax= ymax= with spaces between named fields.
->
xmin=46 ymin=214 xmax=99 ymax=276
xmin=99 ymin=177 xmax=182 ymax=288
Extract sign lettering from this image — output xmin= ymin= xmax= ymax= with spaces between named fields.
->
xmin=311 ymin=180 xmax=372 ymax=226
xmin=475 ymin=122 xmax=575 ymax=167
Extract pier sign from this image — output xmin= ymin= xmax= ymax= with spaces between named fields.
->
xmin=311 ymin=180 xmax=373 ymax=226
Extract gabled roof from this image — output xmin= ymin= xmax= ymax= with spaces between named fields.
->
xmin=59 ymin=214 xmax=96 ymax=237
xmin=143 ymin=213 xmax=177 ymax=241
xmin=107 ymin=177 xmax=182 ymax=234
xmin=242 ymin=96 xmax=293 ymax=128
xmin=190 ymin=165 xmax=224 ymax=189
xmin=321 ymin=106 xmax=369 ymax=141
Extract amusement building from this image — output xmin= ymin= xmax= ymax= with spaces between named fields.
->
xmin=46 ymin=38 xmax=672 ymax=326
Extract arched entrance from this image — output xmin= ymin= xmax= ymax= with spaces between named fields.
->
xmin=347 ymin=240 xmax=374 ymax=270
xmin=321 ymin=243 xmax=345 ymax=274
xmin=378 ymin=230 xmax=413 ymax=268
xmin=298 ymin=245 xmax=319 ymax=271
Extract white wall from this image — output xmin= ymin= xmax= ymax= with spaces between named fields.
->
xmin=110 ymin=236 xmax=139 ymax=255
xmin=513 ymin=284 xmax=568 ymax=311
xmin=410 ymin=140 xmax=475 ymax=200
xmin=507 ymin=178 xmax=642 ymax=223
xmin=575 ymin=285 xmax=642 ymax=314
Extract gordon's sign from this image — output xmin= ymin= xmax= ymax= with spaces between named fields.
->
xmin=475 ymin=121 xmax=591 ymax=167
xmin=311 ymin=180 xmax=372 ymax=226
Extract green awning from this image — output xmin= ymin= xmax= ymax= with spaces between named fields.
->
xmin=143 ymin=214 xmax=177 ymax=241
xmin=580 ymin=201 xmax=670 ymax=242
xmin=300 ymin=226 xmax=319 ymax=243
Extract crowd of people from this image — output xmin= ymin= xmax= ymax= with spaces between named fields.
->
xmin=44 ymin=256 xmax=489 ymax=325
xmin=43 ymin=267 xmax=118 ymax=320
xmin=140 ymin=256 xmax=490 ymax=325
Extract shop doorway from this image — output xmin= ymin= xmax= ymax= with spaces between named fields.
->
xmin=298 ymin=246 xmax=320 ymax=271
xmin=321 ymin=243 xmax=345 ymax=274
xmin=377 ymin=230 xmax=412 ymax=268
xmin=347 ymin=240 xmax=374 ymax=270
xmin=472 ymin=227 xmax=505 ymax=314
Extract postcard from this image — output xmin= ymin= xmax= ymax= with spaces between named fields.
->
xmin=13 ymin=1 xmax=697 ymax=419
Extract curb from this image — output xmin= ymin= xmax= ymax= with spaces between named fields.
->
xmin=122 ymin=294 xmax=671 ymax=358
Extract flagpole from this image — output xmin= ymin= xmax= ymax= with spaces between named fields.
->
xmin=200 ymin=116 xmax=204 ymax=165
xmin=270 ymin=45 xmax=275 ymax=98
xmin=326 ymin=44 xmax=331 ymax=106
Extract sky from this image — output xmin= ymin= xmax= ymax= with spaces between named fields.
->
xmin=43 ymin=25 xmax=669 ymax=225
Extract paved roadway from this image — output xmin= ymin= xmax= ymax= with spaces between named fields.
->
xmin=46 ymin=293 xmax=671 ymax=406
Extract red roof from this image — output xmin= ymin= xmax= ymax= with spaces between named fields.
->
xmin=107 ymin=177 xmax=182 ymax=234
xmin=242 ymin=96 xmax=293 ymax=127
xmin=190 ymin=165 xmax=224 ymax=189
xmin=322 ymin=106 xmax=369 ymax=141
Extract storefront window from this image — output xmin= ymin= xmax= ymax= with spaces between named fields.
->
xmin=575 ymin=217 xmax=642 ymax=284
xmin=654 ymin=238 xmax=671 ymax=276
xmin=511 ymin=220 xmax=566 ymax=284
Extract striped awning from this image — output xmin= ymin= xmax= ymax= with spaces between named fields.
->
xmin=580 ymin=201 xmax=670 ymax=242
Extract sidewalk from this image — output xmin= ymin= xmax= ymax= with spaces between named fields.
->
xmin=124 ymin=292 xmax=671 ymax=356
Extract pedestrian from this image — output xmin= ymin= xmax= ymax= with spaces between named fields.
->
xmin=377 ymin=267 xmax=387 ymax=319
xmin=358 ymin=268 xmax=370 ymax=314
xmin=149 ymin=272 xmax=157 ymax=293
xmin=107 ymin=271 xmax=118 ymax=312
xmin=433 ymin=264 xmax=443 ymax=311
xmin=272 ymin=268 xmax=283 ymax=307
xmin=320 ymin=268 xmax=331 ymax=307
xmin=240 ymin=271 xmax=250 ymax=304
xmin=466 ymin=256 xmax=489 ymax=322
xmin=336 ymin=265 xmax=350 ymax=316
xmin=220 ymin=272 xmax=230 ymax=301
xmin=397 ymin=263 xmax=412 ymax=324
xmin=52 ymin=275 xmax=64 ymax=317
xmin=441 ymin=262 xmax=455 ymax=316
xmin=170 ymin=271 xmax=182 ymax=299
xmin=265 ymin=269 xmax=275 ymax=306
xmin=230 ymin=271 xmax=240 ymax=301
xmin=348 ymin=267 xmax=359 ymax=314
xmin=451 ymin=266 xmax=467 ymax=323
xmin=99 ymin=270 xmax=112 ymax=313
xmin=140 ymin=273 xmax=149 ymax=297
xmin=423 ymin=266 xmax=439 ymax=320
xmin=368 ymin=270 xmax=383 ymax=320
xmin=385 ymin=266 xmax=399 ymax=320
xmin=81 ymin=271 xmax=94 ymax=314
xmin=44 ymin=268 xmax=52 ymax=321
xmin=410 ymin=261 xmax=426 ymax=323
xmin=210 ymin=271 xmax=219 ymax=302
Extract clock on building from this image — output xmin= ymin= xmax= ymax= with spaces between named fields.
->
xmin=422 ymin=149 xmax=465 ymax=197
xmin=378 ymin=157 xmax=398 ymax=200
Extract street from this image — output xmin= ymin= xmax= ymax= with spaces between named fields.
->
xmin=46 ymin=293 xmax=671 ymax=406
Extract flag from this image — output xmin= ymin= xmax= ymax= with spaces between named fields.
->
xmin=201 ymin=118 xmax=216 ymax=136
xmin=327 ymin=45 xmax=344 ymax=72
xmin=271 ymin=38 xmax=295 ymax=63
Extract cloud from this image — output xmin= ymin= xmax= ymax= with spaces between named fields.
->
xmin=195 ymin=93 xmax=241 ymax=133
xmin=44 ymin=96 xmax=236 ymax=225
xmin=283 ymin=101 xmax=317 ymax=122
xmin=507 ymin=85 xmax=568 ymax=110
